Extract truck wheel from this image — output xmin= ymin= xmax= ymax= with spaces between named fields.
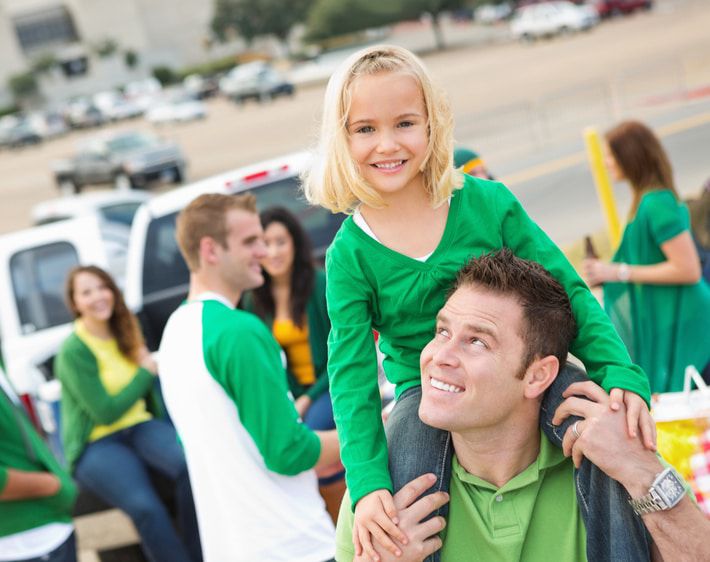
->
xmin=114 ymin=173 xmax=133 ymax=191
xmin=59 ymin=179 xmax=79 ymax=196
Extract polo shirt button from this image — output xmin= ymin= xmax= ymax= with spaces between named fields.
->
xmin=495 ymin=494 xmax=503 ymax=502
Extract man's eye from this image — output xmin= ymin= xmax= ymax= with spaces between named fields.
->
xmin=470 ymin=338 xmax=487 ymax=348
xmin=436 ymin=327 xmax=449 ymax=338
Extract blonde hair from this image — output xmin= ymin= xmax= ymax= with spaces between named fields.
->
xmin=302 ymin=44 xmax=462 ymax=213
xmin=176 ymin=193 xmax=257 ymax=272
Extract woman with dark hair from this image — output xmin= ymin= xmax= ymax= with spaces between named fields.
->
xmin=242 ymin=207 xmax=344 ymax=518
xmin=55 ymin=266 xmax=201 ymax=562
xmin=584 ymin=120 xmax=710 ymax=392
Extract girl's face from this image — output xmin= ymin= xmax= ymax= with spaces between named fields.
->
xmin=71 ymin=271 xmax=115 ymax=323
xmin=261 ymin=221 xmax=295 ymax=281
xmin=346 ymin=71 xmax=429 ymax=202
xmin=604 ymin=144 xmax=625 ymax=182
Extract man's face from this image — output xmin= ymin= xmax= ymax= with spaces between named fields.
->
xmin=215 ymin=208 xmax=267 ymax=292
xmin=419 ymin=285 xmax=530 ymax=434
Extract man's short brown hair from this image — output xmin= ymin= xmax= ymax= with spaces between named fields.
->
xmin=452 ymin=249 xmax=577 ymax=375
xmin=176 ymin=193 xmax=257 ymax=272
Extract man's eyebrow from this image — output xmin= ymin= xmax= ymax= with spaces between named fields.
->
xmin=436 ymin=311 xmax=498 ymax=340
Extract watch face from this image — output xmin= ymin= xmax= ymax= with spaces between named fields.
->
xmin=656 ymin=469 xmax=685 ymax=506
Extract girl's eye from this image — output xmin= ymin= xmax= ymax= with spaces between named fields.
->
xmin=398 ymin=121 xmax=414 ymax=128
xmin=355 ymin=125 xmax=374 ymax=134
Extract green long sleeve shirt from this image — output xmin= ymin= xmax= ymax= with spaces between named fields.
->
xmin=0 ymin=385 xmax=77 ymax=537
xmin=325 ymin=175 xmax=651 ymax=506
xmin=55 ymin=332 xmax=155 ymax=471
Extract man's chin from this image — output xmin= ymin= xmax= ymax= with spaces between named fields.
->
xmin=418 ymin=403 xmax=450 ymax=432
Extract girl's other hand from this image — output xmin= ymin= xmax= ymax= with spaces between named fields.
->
xmin=138 ymin=347 xmax=159 ymax=376
xmin=353 ymin=489 xmax=407 ymax=561
xmin=583 ymin=258 xmax=616 ymax=286
xmin=609 ymin=388 xmax=657 ymax=451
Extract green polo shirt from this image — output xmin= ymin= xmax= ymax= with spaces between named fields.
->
xmin=335 ymin=433 xmax=586 ymax=561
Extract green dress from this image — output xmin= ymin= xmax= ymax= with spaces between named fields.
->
xmin=604 ymin=190 xmax=710 ymax=393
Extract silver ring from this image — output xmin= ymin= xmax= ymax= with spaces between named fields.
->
xmin=572 ymin=420 xmax=582 ymax=439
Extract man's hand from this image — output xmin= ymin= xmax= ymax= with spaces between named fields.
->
xmin=353 ymin=489 xmax=406 ymax=561
xmin=553 ymin=381 xmax=661 ymax=492
xmin=354 ymin=474 xmax=448 ymax=562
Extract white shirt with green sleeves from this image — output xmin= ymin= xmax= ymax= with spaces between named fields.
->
xmin=159 ymin=292 xmax=335 ymax=562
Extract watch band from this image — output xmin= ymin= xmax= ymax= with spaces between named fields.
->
xmin=629 ymin=490 xmax=666 ymax=515
xmin=628 ymin=467 xmax=685 ymax=516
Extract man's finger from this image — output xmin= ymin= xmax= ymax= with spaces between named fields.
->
xmin=571 ymin=437 xmax=585 ymax=469
xmin=420 ymin=536 xmax=444 ymax=559
xmin=413 ymin=516 xmax=446 ymax=541
xmin=561 ymin=381 xmax=609 ymax=403
xmin=552 ymin=396 xmax=598 ymax=425
xmin=392 ymin=473 xmax=436 ymax=510
xmin=407 ymin=491 xmax=449 ymax=523
xmin=560 ymin=423 xmax=576 ymax=457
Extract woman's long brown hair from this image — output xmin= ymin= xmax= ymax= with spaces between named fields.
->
xmin=65 ymin=265 xmax=144 ymax=363
xmin=605 ymin=120 xmax=678 ymax=218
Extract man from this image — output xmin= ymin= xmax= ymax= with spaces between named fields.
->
xmin=336 ymin=249 xmax=710 ymax=561
xmin=159 ymin=193 xmax=339 ymax=562
xmin=1 ymin=368 xmax=77 ymax=562
xmin=453 ymin=147 xmax=494 ymax=180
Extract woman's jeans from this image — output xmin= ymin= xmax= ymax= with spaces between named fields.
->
xmin=74 ymin=419 xmax=202 ymax=562
xmin=304 ymin=391 xmax=345 ymax=486
xmin=386 ymin=363 xmax=652 ymax=562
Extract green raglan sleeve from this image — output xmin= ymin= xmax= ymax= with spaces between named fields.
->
xmin=646 ymin=193 xmax=689 ymax=246
xmin=495 ymin=184 xmax=651 ymax=405
xmin=326 ymin=252 xmax=391 ymax=508
xmin=205 ymin=313 xmax=321 ymax=476
xmin=55 ymin=337 xmax=155 ymax=425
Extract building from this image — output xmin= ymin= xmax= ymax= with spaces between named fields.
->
xmin=0 ymin=0 xmax=242 ymax=107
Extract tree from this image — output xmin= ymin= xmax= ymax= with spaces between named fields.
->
xmin=124 ymin=49 xmax=139 ymax=69
xmin=211 ymin=0 xmax=314 ymax=53
xmin=8 ymin=72 xmax=38 ymax=103
xmin=408 ymin=0 xmax=468 ymax=50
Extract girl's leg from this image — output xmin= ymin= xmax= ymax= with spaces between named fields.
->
xmin=540 ymin=362 xmax=652 ymax=561
xmin=385 ymin=385 xmax=451 ymax=562
xmin=128 ymin=420 xmax=202 ymax=562
xmin=74 ymin=431 xmax=193 ymax=562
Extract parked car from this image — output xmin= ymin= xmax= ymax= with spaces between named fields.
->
xmin=475 ymin=2 xmax=513 ymax=24
xmin=64 ymin=98 xmax=105 ymax=129
xmin=51 ymin=130 xmax=187 ymax=194
xmin=219 ymin=62 xmax=295 ymax=104
xmin=591 ymin=0 xmax=652 ymax=17
xmin=31 ymin=190 xmax=151 ymax=227
xmin=145 ymin=91 xmax=207 ymax=124
xmin=0 ymin=119 xmax=42 ymax=149
xmin=183 ymin=74 xmax=220 ymax=99
xmin=124 ymin=151 xmax=344 ymax=351
xmin=93 ymin=91 xmax=143 ymax=121
xmin=511 ymin=1 xmax=599 ymax=41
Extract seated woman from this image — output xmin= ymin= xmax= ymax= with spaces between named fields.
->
xmin=242 ymin=207 xmax=344 ymax=519
xmin=55 ymin=266 xmax=201 ymax=562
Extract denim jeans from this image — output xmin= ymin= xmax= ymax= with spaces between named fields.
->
xmin=387 ymin=363 xmax=652 ymax=562
xmin=74 ymin=420 xmax=202 ymax=562
xmin=9 ymin=532 xmax=77 ymax=562
xmin=304 ymin=391 xmax=345 ymax=486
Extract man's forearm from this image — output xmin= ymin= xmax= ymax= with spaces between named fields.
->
xmin=0 ymin=469 xmax=60 ymax=501
xmin=314 ymin=429 xmax=340 ymax=471
xmin=619 ymin=457 xmax=710 ymax=562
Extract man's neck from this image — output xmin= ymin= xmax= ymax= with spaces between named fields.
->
xmin=452 ymin=416 xmax=541 ymax=489
xmin=187 ymin=273 xmax=241 ymax=306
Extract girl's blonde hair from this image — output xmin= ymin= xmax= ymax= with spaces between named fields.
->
xmin=302 ymin=44 xmax=462 ymax=213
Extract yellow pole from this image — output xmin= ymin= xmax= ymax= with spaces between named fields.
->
xmin=584 ymin=127 xmax=621 ymax=248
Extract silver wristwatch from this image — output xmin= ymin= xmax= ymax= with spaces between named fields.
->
xmin=628 ymin=467 xmax=685 ymax=516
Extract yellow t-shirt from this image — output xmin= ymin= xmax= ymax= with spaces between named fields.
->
xmin=75 ymin=321 xmax=152 ymax=441
xmin=272 ymin=318 xmax=315 ymax=386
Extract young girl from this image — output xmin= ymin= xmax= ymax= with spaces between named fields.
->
xmin=303 ymin=45 xmax=655 ymax=562
xmin=584 ymin=120 xmax=710 ymax=393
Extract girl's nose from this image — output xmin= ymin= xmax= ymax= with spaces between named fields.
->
xmin=376 ymin=131 xmax=399 ymax=153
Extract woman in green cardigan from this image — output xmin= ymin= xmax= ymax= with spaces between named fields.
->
xmin=55 ymin=266 xmax=201 ymax=562
xmin=242 ymin=207 xmax=344 ymax=518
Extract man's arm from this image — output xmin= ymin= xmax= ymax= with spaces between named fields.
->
xmin=0 ymin=468 xmax=60 ymax=501
xmin=553 ymin=381 xmax=710 ymax=562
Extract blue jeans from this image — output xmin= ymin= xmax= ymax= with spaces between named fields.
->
xmin=74 ymin=420 xmax=201 ymax=562
xmin=304 ymin=391 xmax=346 ymax=486
xmin=10 ymin=532 xmax=76 ymax=562
xmin=386 ymin=363 xmax=652 ymax=562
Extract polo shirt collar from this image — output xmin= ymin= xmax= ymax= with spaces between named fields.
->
xmin=453 ymin=431 xmax=567 ymax=493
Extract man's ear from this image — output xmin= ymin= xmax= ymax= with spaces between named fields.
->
xmin=523 ymin=355 xmax=559 ymax=400
xmin=198 ymin=236 xmax=220 ymax=266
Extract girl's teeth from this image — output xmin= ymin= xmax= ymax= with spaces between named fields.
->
xmin=375 ymin=161 xmax=403 ymax=169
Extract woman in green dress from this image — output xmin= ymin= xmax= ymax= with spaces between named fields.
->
xmin=584 ymin=120 xmax=710 ymax=393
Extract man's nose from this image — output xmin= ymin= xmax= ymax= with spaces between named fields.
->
xmin=432 ymin=339 xmax=460 ymax=367
xmin=255 ymin=240 xmax=268 ymax=259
